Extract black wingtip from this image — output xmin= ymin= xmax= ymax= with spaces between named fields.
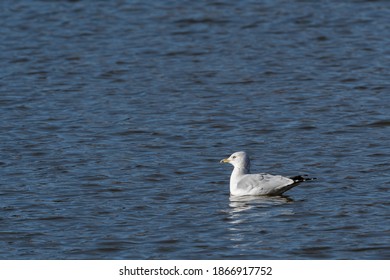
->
xmin=290 ymin=175 xmax=317 ymax=183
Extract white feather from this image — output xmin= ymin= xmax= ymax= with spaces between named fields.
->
xmin=221 ymin=151 xmax=304 ymax=196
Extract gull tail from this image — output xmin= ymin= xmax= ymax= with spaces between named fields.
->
xmin=290 ymin=175 xmax=317 ymax=183
xmin=273 ymin=175 xmax=316 ymax=195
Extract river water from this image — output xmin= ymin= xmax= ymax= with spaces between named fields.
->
xmin=0 ymin=0 xmax=389 ymax=259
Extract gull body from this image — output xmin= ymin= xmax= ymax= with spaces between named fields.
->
xmin=220 ymin=151 xmax=314 ymax=196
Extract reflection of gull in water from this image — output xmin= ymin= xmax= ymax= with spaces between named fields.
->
xmin=226 ymin=195 xmax=294 ymax=244
xmin=229 ymin=195 xmax=292 ymax=214
xmin=221 ymin=151 xmax=315 ymax=196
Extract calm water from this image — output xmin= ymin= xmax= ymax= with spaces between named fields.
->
xmin=0 ymin=0 xmax=389 ymax=259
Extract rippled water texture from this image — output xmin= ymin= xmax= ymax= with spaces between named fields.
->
xmin=0 ymin=0 xmax=389 ymax=259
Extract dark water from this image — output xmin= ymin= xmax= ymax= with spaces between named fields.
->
xmin=1 ymin=0 xmax=389 ymax=259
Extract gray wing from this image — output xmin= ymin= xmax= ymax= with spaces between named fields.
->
xmin=236 ymin=173 xmax=295 ymax=195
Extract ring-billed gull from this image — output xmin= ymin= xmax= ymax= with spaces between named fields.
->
xmin=220 ymin=151 xmax=315 ymax=196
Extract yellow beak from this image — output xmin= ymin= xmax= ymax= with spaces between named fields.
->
xmin=220 ymin=158 xmax=230 ymax=163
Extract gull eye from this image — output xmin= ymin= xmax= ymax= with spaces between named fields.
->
xmin=232 ymin=156 xmax=236 ymax=159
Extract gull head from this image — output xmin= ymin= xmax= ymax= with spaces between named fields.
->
xmin=220 ymin=151 xmax=250 ymax=170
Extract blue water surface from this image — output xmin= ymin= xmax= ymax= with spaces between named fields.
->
xmin=0 ymin=0 xmax=389 ymax=259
